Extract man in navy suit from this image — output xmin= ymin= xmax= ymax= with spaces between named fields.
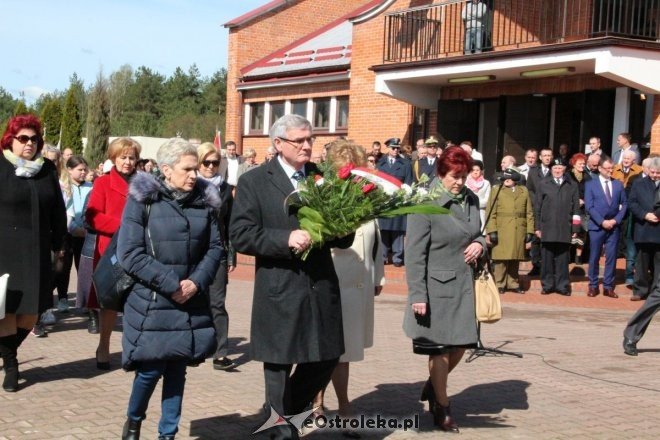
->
xmin=377 ymin=137 xmax=413 ymax=266
xmin=584 ymin=157 xmax=628 ymax=298
xmin=413 ymin=136 xmax=439 ymax=185
xmin=623 ymin=157 xmax=660 ymax=355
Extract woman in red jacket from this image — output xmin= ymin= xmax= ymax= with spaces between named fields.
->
xmin=86 ymin=137 xmax=140 ymax=370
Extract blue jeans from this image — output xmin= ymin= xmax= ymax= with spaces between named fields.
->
xmin=465 ymin=26 xmax=483 ymax=53
xmin=127 ymin=359 xmax=188 ymax=437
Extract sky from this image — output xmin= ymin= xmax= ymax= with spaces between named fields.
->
xmin=0 ymin=0 xmax=267 ymax=103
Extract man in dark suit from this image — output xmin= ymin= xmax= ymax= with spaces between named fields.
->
xmin=627 ymin=157 xmax=660 ymax=301
xmin=534 ymin=158 xmax=581 ymax=295
xmin=377 ymin=137 xmax=413 ymax=266
xmin=612 ymin=132 xmax=641 ymax=165
xmin=623 ymin=157 xmax=660 ymax=355
xmin=584 ymin=157 xmax=628 ymax=298
xmin=230 ymin=114 xmax=352 ymax=439
xmin=526 ymin=147 xmax=553 ymax=275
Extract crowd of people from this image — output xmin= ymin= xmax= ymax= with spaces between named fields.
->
xmin=0 ymin=112 xmax=658 ymax=439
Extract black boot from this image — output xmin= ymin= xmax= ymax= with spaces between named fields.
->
xmin=15 ymin=328 xmax=30 ymax=348
xmin=0 ymin=334 xmax=19 ymax=392
xmin=431 ymin=402 xmax=459 ymax=433
xmin=121 ymin=419 xmax=141 ymax=440
xmin=419 ymin=377 xmax=436 ymax=413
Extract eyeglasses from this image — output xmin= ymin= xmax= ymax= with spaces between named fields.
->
xmin=389 ymin=146 xmax=401 ymax=150
xmin=277 ymin=136 xmax=314 ymax=148
xmin=14 ymin=135 xmax=40 ymax=144
xmin=201 ymin=160 xmax=220 ymax=168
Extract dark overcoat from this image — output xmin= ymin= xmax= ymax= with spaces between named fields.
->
xmin=628 ymin=176 xmax=660 ymax=244
xmin=0 ymin=155 xmax=66 ymax=314
xmin=117 ymin=173 xmax=223 ymax=370
xmin=377 ymin=156 xmax=413 ymax=231
xmin=229 ymin=159 xmax=353 ymax=364
xmin=403 ymin=183 xmax=486 ymax=345
xmin=486 ymin=184 xmax=534 ymax=260
xmin=534 ymin=177 xmax=580 ymax=243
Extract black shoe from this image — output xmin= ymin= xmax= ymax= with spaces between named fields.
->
xmin=541 ymin=289 xmax=552 ymax=295
xmin=557 ymin=290 xmax=571 ymax=297
xmin=498 ymin=288 xmax=505 ymax=294
xmin=88 ymin=310 xmax=99 ymax=334
xmin=623 ymin=338 xmax=638 ymax=356
xmin=96 ymin=349 xmax=110 ymax=370
xmin=122 ymin=419 xmax=141 ymax=440
xmin=31 ymin=324 xmax=48 ymax=338
xmin=0 ymin=335 xmax=19 ymax=392
xmin=527 ymin=267 xmax=540 ymax=277
xmin=393 ymin=262 xmax=403 ymax=267
xmin=513 ymin=288 xmax=525 ymax=294
xmin=213 ymin=357 xmax=236 ymax=371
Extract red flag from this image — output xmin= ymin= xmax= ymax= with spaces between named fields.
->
xmin=214 ymin=128 xmax=222 ymax=150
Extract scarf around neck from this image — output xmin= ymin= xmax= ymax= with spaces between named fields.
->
xmin=3 ymin=149 xmax=44 ymax=178
xmin=437 ymin=180 xmax=467 ymax=208
xmin=466 ymin=175 xmax=485 ymax=193
xmin=197 ymin=173 xmax=224 ymax=188
xmin=162 ymin=178 xmax=195 ymax=205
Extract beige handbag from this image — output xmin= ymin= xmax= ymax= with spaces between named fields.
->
xmin=474 ymin=268 xmax=502 ymax=323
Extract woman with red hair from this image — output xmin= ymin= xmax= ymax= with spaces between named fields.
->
xmin=404 ymin=146 xmax=486 ymax=432
xmin=568 ymin=152 xmax=591 ymax=264
xmin=0 ymin=114 xmax=66 ymax=392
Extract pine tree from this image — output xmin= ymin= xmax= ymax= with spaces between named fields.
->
xmin=13 ymin=101 xmax=28 ymax=116
xmin=85 ymin=72 xmax=111 ymax=167
xmin=41 ymin=98 xmax=63 ymax=145
xmin=61 ymin=87 xmax=84 ymax=154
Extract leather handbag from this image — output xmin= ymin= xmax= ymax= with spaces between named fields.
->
xmin=474 ymin=265 xmax=502 ymax=324
xmin=92 ymin=205 xmax=152 ymax=311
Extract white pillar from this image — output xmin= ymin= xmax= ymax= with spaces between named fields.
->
xmin=611 ymin=87 xmax=630 ymax=152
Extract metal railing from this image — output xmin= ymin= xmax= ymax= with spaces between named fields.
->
xmin=384 ymin=0 xmax=660 ymax=63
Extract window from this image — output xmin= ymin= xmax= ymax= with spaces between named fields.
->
xmin=249 ymin=103 xmax=265 ymax=133
xmin=291 ymin=100 xmax=307 ymax=117
xmin=336 ymin=97 xmax=349 ymax=130
xmin=313 ymin=98 xmax=331 ymax=130
xmin=270 ymin=102 xmax=285 ymax=126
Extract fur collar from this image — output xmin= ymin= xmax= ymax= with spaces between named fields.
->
xmin=129 ymin=171 xmax=221 ymax=210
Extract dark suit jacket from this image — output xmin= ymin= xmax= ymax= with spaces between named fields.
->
xmin=526 ymin=165 xmax=551 ymax=205
xmin=229 ymin=159 xmax=352 ymax=364
xmin=628 ymin=176 xmax=660 ymax=244
xmin=377 ymin=156 xmax=413 ymax=231
xmin=534 ymin=177 xmax=580 ymax=243
xmin=584 ymin=178 xmax=627 ymax=231
xmin=612 ymin=145 xmax=641 ymax=165
xmin=218 ymin=156 xmax=245 ymax=182
xmin=413 ymin=158 xmax=436 ymax=183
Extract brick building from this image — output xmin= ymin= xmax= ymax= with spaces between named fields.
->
xmin=225 ymin=0 xmax=660 ymax=173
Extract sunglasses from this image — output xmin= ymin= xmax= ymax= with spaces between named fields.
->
xmin=202 ymin=160 xmax=220 ymax=167
xmin=390 ymin=146 xmax=401 ymax=150
xmin=14 ymin=135 xmax=40 ymax=144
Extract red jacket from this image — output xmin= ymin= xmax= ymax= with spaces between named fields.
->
xmin=86 ymin=167 xmax=130 ymax=260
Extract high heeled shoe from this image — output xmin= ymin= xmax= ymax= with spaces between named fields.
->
xmin=122 ymin=418 xmax=141 ymax=440
xmin=432 ymin=402 xmax=459 ymax=433
xmin=419 ymin=377 xmax=436 ymax=413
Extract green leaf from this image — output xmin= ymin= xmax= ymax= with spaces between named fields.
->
xmin=380 ymin=205 xmax=450 ymax=217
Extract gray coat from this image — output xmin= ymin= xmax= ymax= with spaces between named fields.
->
xmin=229 ymin=159 xmax=353 ymax=364
xmin=403 ymin=184 xmax=486 ymax=345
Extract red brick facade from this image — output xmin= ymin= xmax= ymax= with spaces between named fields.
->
xmin=225 ymin=0 xmax=660 ymax=160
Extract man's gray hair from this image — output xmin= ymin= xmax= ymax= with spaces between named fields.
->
xmin=621 ymin=149 xmax=637 ymax=160
xmin=157 ymin=138 xmax=198 ymax=168
xmin=266 ymin=146 xmax=277 ymax=154
xmin=269 ymin=114 xmax=312 ymax=145
xmin=649 ymin=156 xmax=660 ymax=171
xmin=642 ymin=157 xmax=652 ymax=168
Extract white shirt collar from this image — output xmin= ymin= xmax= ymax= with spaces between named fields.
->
xmin=277 ymin=155 xmax=304 ymax=187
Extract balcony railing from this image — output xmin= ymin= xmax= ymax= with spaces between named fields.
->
xmin=383 ymin=0 xmax=660 ymax=64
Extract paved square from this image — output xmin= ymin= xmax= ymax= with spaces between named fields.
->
xmin=2 ymin=278 xmax=660 ymax=439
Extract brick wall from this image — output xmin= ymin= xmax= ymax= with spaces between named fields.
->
xmin=226 ymin=0 xmax=374 ymax=153
xmin=652 ymin=94 xmax=660 ymax=154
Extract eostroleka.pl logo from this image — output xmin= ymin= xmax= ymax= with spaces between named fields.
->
xmin=254 ymin=406 xmax=420 ymax=435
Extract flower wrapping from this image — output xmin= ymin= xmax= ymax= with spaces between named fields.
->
xmin=288 ymin=164 xmax=448 ymax=259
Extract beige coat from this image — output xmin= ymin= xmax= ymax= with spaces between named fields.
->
xmin=331 ymin=221 xmax=385 ymax=362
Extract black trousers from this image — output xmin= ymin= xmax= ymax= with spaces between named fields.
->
xmin=53 ymin=235 xmax=85 ymax=301
xmin=633 ymin=243 xmax=658 ymax=299
xmin=540 ymin=242 xmax=571 ymax=293
xmin=263 ymin=358 xmax=338 ymax=439
xmin=624 ymin=251 xmax=660 ymax=343
xmin=209 ymin=261 xmax=230 ymax=359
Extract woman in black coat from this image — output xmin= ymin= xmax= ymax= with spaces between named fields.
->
xmin=117 ymin=138 xmax=222 ymax=440
xmin=568 ymin=153 xmax=591 ymax=264
xmin=0 ymin=114 xmax=66 ymax=392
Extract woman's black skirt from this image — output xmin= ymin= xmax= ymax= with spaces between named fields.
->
xmin=412 ymin=338 xmax=477 ymax=356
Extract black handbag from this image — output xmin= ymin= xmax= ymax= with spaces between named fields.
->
xmin=92 ymin=205 xmax=152 ymax=311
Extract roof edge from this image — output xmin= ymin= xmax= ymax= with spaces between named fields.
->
xmin=239 ymin=1 xmax=380 ymax=76
xmin=224 ymin=0 xmax=295 ymax=29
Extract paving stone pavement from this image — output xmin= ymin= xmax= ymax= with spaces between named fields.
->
xmin=2 ymin=277 xmax=660 ymax=440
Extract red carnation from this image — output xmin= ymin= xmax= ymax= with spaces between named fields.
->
xmin=337 ymin=164 xmax=355 ymax=179
xmin=313 ymin=174 xmax=323 ymax=182
xmin=362 ymin=183 xmax=376 ymax=194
